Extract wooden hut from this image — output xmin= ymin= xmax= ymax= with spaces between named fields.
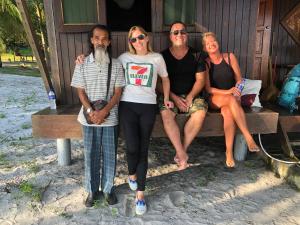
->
xmin=16 ymin=0 xmax=300 ymax=166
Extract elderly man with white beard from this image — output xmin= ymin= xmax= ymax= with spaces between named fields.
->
xmin=71 ymin=24 xmax=125 ymax=207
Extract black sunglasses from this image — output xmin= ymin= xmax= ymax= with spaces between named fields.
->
xmin=170 ymin=29 xmax=187 ymax=35
xmin=129 ymin=34 xmax=146 ymax=43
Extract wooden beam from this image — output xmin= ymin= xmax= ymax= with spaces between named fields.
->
xmin=43 ymin=0 xmax=61 ymax=102
xmin=16 ymin=0 xmax=53 ymax=93
xmin=32 ymin=106 xmax=279 ymax=139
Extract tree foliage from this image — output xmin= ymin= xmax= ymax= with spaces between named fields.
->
xmin=0 ymin=0 xmax=48 ymax=55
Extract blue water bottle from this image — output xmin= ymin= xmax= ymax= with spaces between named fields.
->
xmin=48 ymin=90 xmax=57 ymax=110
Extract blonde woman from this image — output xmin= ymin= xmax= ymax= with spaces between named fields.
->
xmin=118 ymin=26 xmax=173 ymax=215
xmin=202 ymin=32 xmax=260 ymax=168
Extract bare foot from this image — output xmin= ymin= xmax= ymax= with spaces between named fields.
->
xmin=248 ymin=143 xmax=260 ymax=152
xmin=225 ymin=151 xmax=235 ymax=168
xmin=174 ymin=155 xmax=180 ymax=164
xmin=177 ymin=153 xmax=189 ymax=171
xmin=177 ymin=161 xmax=189 ymax=171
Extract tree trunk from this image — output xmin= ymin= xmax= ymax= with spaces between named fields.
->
xmin=35 ymin=1 xmax=51 ymax=72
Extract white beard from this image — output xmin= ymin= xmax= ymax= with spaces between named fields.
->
xmin=94 ymin=46 xmax=110 ymax=65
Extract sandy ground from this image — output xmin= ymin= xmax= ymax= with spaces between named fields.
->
xmin=0 ymin=73 xmax=299 ymax=225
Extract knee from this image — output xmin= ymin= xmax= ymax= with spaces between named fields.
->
xmin=224 ymin=95 xmax=239 ymax=106
xmin=191 ymin=110 xmax=206 ymax=121
xmin=161 ymin=110 xmax=175 ymax=123
xmin=221 ymin=107 xmax=231 ymax=117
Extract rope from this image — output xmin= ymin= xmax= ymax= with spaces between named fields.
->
xmin=258 ymin=133 xmax=300 ymax=165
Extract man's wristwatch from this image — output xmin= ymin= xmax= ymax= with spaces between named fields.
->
xmin=86 ymin=107 xmax=92 ymax=114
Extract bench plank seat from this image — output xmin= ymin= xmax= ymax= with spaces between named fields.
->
xmin=32 ymin=105 xmax=279 ymax=139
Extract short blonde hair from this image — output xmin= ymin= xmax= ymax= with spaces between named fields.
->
xmin=128 ymin=26 xmax=153 ymax=54
xmin=202 ymin=32 xmax=218 ymax=51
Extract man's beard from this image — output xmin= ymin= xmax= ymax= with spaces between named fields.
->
xmin=94 ymin=45 xmax=110 ymax=64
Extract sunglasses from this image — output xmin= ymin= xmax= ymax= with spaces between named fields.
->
xmin=170 ymin=29 xmax=187 ymax=35
xmin=129 ymin=34 xmax=146 ymax=43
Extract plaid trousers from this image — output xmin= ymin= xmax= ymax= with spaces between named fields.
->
xmin=82 ymin=125 xmax=118 ymax=194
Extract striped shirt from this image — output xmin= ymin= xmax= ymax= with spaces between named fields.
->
xmin=71 ymin=53 xmax=125 ymax=127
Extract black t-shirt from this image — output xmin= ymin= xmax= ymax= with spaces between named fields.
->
xmin=161 ymin=47 xmax=207 ymax=95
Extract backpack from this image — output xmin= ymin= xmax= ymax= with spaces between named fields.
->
xmin=278 ymin=64 xmax=300 ymax=112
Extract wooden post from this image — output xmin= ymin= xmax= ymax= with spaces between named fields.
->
xmin=16 ymin=0 xmax=53 ymax=93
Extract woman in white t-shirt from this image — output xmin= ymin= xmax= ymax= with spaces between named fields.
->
xmin=118 ymin=26 xmax=173 ymax=215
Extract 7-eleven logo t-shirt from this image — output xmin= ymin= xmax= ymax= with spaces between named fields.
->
xmin=118 ymin=52 xmax=168 ymax=104
xmin=126 ymin=63 xmax=153 ymax=87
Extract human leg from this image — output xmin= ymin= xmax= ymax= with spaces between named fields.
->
xmin=136 ymin=103 xmax=156 ymax=192
xmin=101 ymin=126 xmax=118 ymax=194
xmin=183 ymin=97 xmax=207 ymax=151
xmin=82 ymin=126 xmax=103 ymax=207
xmin=119 ymin=102 xmax=141 ymax=179
xmin=83 ymin=126 xmax=101 ymax=193
xmin=210 ymin=94 xmax=259 ymax=152
xmin=220 ymin=106 xmax=236 ymax=167
xmin=160 ymin=109 xmax=188 ymax=168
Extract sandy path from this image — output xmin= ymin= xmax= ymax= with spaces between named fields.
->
xmin=0 ymin=73 xmax=299 ymax=225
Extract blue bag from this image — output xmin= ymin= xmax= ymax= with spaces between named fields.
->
xmin=278 ymin=64 xmax=300 ymax=112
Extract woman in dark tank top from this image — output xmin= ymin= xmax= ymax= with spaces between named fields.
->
xmin=202 ymin=32 xmax=260 ymax=168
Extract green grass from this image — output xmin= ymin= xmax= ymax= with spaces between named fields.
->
xmin=93 ymin=199 xmax=108 ymax=209
xmin=21 ymin=123 xmax=32 ymax=129
xmin=1 ymin=52 xmax=35 ymax=62
xmin=0 ymin=153 xmax=9 ymax=167
xmin=111 ymin=207 xmax=118 ymax=217
xmin=21 ymin=91 xmax=37 ymax=109
xmin=24 ymin=161 xmax=40 ymax=174
xmin=0 ymin=65 xmax=40 ymax=77
xmin=19 ymin=181 xmax=42 ymax=202
xmin=59 ymin=212 xmax=73 ymax=219
xmin=0 ymin=113 xmax=5 ymax=119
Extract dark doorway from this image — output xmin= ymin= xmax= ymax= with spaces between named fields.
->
xmin=106 ymin=0 xmax=152 ymax=32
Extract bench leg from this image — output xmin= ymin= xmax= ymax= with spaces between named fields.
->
xmin=278 ymin=119 xmax=296 ymax=159
xmin=57 ymin=139 xmax=71 ymax=166
xmin=234 ymin=133 xmax=248 ymax=161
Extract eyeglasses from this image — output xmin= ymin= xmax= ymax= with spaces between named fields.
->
xmin=170 ymin=29 xmax=187 ymax=35
xmin=129 ymin=34 xmax=146 ymax=43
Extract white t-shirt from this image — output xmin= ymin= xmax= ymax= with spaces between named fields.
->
xmin=118 ymin=52 xmax=168 ymax=104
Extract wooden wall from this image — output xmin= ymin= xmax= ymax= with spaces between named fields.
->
xmin=46 ymin=0 xmax=259 ymax=105
xmin=272 ymin=0 xmax=300 ymax=83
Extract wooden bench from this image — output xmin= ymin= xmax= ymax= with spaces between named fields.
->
xmin=264 ymin=104 xmax=300 ymax=160
xmin=32 ymin=105 xmax=279 ymax=165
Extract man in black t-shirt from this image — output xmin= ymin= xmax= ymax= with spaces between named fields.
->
xmin=158 ymin=21 xmax=207 ymax=170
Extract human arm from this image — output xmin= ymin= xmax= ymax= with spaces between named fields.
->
xmin=160 ymin=76 xmax=173 ymax=109
xmin=157 ymin=78 xmax=185 ymax=110
xmin=91 ymin=87 xmax=123 ymax=124
xmin=185 ymin=71 xmax=206 ymax=109
xmin=229 ymin=53 xmax=243 ymax=85
xmin=77 ymin=88 xmax=98 ymax=124
xmin=75 ymin=54 xmax=86 ymax=65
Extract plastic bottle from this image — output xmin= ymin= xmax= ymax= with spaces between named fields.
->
xmin=234 ymin=78 xmax=245 ymax=96
xmin=48 ymin=90 xmax=57 ymax=110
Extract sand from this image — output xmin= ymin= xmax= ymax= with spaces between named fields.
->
xmin=0 ymin=73 xmax=299 ymax=225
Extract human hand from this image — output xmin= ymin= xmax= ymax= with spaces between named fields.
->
xmin=228 ymin=87 xmax=241 ymax=97
xmin=75 ymin=54 xmax=85 ymax=65
xmin=91 ymin=109 xmax=109 ymax=124
xmin=184 ymin=95 xmax=193 ymax=112
xmin=164 ymin=99 xmax=174 ymax=109
xmin=172 ymin=95 xmax=188 ymax=112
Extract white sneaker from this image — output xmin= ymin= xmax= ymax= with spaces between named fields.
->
xmin=128 ymin=178 xmax=137 ymax=191
xmin=135 ymin=199 xmax=147 ymax=215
